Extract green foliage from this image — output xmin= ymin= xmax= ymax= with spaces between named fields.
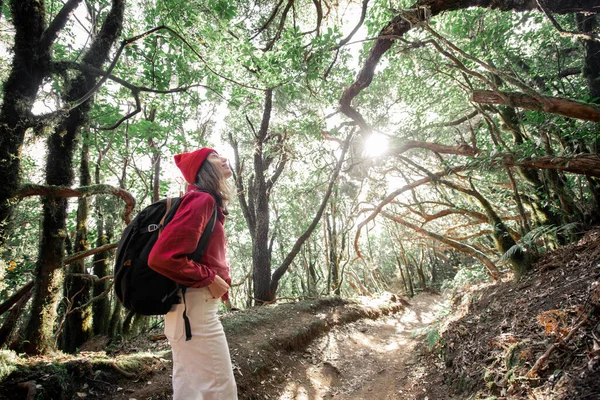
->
xmin=499 ymin=223 xmax=581 ymax=263
xmin=442 ymin=265 xmax=490 ymax=291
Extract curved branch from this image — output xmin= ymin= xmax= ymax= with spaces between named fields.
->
xmin=43 ymin=24 xmax=261 ymax=120
xmin=264 ymin=0 xmax=294 ymax=51
xmin=52 ymin=61 xmax=225 ymax=98
xmin=335 ymin=0 xmax=370 ymax=49
xmin=535 ymin=0 xmax=600 ymax=42
xmin=354 ymin=166 xmax=470 ymax=257
xmin=388 ymin=139 xmax=600 ymax=178
xmin=424 ymin=110 xmax=479 ymax=128
xmin=99 ymin=89 xmax=141 ymax=130
xmin=14 ymin=184 xmax=135 ymax=223
xmin=381 ymin=211 xmax=500 ymax=279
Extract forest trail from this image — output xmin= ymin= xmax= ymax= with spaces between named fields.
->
xmin=272 ymin=292 xmax=446 ymax=399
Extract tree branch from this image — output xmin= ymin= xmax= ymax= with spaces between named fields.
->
xmin=39 ymin=0 xmax=84 ymax=53
xmin=423 ymin=110 xmax=479 ymax=128
xmin=380 ymin=211 xmax=500 ymax=279
xmin=64 ymin=242 xmax=118 ymax=265
xmin=339 ymin=0 xmax=600 ymax=130
xmin=335 ymin=0 xmax=369 ymax=49
xmin=391 ymin=140 xmax=481 ymax=156
xmin=14 ymin=184 xmax=135 ymax=223
xmin=535 ymin=0 xmax=600 ymax=42
xmin=472 ymin=90 xmax=600 ymax=122
xmin=0 ymin=281 xmax=34 ymax=316
xmin=312 ymin=0 xmax=323 ymax=36
xmin=498 ymin=152 xmax=600 ymax=178
xmin=250 ymin=0 xmax=284 ymax=40
xmin=229 ymin=134 xmax=255 ymax=232
xmin=264 ymin=0 xmax=294 ymax=51
xmin=267 ymin=153 xmax=288 ymax=192
xmin=354 ymin=166 xmax=470 ymax=257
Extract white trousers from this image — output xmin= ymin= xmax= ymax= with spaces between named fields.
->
xmin=165 ymin=287 xmax=238 ymax=400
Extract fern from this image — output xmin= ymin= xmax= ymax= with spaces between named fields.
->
xmin=499 ymin=223 xmax=582 ymax=263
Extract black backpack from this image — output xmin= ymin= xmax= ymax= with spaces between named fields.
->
xmin=114 ymin=193 xmax=217 ymax=340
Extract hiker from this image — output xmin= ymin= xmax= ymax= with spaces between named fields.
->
xmin=148 ymin=147 xmax=238 ymax=400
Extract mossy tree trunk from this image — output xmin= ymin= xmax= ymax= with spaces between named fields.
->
xmin=23 ymin=0 xmax=125 ymax=355
xmin=498 ymin=106 xmax=561 ymax=227
xmin=61 ymin=135 xmax=93 ymax=353
xmin=0 ymin=0 xmax=51 ymax=245
xmin=325 ymin=201 xmax=343 ymax=295
xmin=577 ymin=13 xmax=600 ymax=223
xmin=92 ymin=213 xmax=112 ymax=336
xmin=91 ymin=145 xmax=112 ymax=336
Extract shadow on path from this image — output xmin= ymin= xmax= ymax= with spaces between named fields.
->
xmin=270 ymin=293 xmax=447 ymax=400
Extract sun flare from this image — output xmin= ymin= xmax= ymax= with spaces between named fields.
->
xmin=363 ymin=133 xmax=389 ymax=157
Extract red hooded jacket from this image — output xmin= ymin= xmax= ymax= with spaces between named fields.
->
xmin=148 ymin=187 xmax=231 ymax=299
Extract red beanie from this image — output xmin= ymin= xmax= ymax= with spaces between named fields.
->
xmin=174 ymin=148 xmax=215 ymax=183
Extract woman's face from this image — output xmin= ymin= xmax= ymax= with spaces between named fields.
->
xmin=206 ymin=152 xmax=232 ymax=179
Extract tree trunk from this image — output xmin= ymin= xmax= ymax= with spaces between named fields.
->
xmin=326 ymin=210 xmax=341 ymax=295
xmin=541 ymin=132 xmax=584 ymax=225
xmin=61 ymin=135 xmax=93 ymax=353
xmin=232 ymin=91 xmax=351 ymax=303
xmin=249 ymin=90 xmax=275 ymax=303
xmin=92 ymin=213 xmax=112 ymax=336
xmin=0 ymin=0 xmax=49 ymax=245
xmin=91 ymin=146 xmax=112 ymax=336
xmin=577 ymin=13 xmax=600 ymax=222
xmin=405 ymin=263 xmax=415 ymax=297
xmin=398 ymin=241 xmax=415 ymax=297
xmin=23 ymin=0 xmax=125 ymax=355
xmin=395 ymin=254 xmax=409 ymax=295
xmin=429 ymin=249 xmax=438 ymax=285
xmin=415 ymin=252 xmax=427 ymax=289
xmin=108 ymin=300 xmax=123 ymax=338
xmin=577 ymin=14 xmax=600 ymax=102
xmin=499 ymin=106 xmax=560 ymax=226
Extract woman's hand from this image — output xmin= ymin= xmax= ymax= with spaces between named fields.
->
xmin=207 ymin=275 xmax=229 ymax=299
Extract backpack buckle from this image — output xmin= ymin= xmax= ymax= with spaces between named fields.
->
xmin=147 ymin=224 xmax=160 ymax=232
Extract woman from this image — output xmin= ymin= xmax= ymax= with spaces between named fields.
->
xmin=148 ymin=147 xmax=238 ymax=400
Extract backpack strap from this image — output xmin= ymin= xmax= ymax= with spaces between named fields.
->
xmin=181 ymin=287 xmax=192 ymax=340
xmin=181 ymin=198 xmax=219 ymax=341
xmin=158 ymin=197 xmax=173 ymax=236
xmin=190 ymin=200 xmax=218 ymax=262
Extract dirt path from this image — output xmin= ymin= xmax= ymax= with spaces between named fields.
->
xmin=271 ymin=293 xmax=447 ymax=400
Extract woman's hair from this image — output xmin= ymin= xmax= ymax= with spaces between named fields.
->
xmin=194 ymin=158 xmax=233 ymax=212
